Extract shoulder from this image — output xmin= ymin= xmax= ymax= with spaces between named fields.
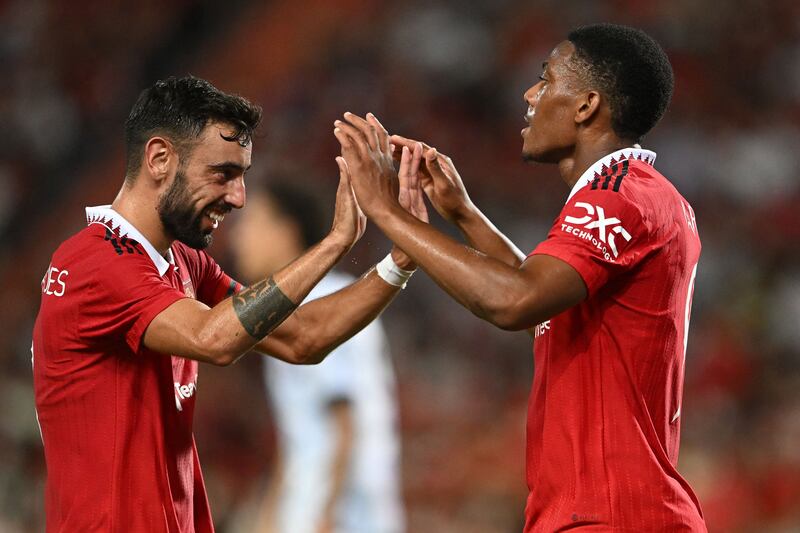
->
xmin=52 ymin=224 xmax=146 ymax=264
xmin=571 ymin=160 xmax=682 ymax=230
xmin=75 ymin=224 xmax=169 ymax=285
xmin=582 ymin=159 xmax=662 ymax=200
xmin=43 ymin=225 xmax=169 ymax=312
xmin=566 ymin=176 xmax=648 ymax=229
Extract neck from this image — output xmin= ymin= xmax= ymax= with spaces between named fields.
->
xmin=111 ymin=183 xmax=173 ymax=256
xmin=557 ymin=134 xmax=633 ymax=189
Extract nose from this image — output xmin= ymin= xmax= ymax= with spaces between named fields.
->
xmin=225 ymin=176 xmax=246 ymax=209
xmin=523 ymin=80 xmax=543 ymax=105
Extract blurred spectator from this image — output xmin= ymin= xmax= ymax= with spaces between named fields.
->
xmin=3 ymin=0 xmax=799 ymax=531
xmin=230 ymin=181 xmax=404 ymax=533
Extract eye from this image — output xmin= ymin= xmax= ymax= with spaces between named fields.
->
xmin=215 ymin=169 xmax=234 ymax=181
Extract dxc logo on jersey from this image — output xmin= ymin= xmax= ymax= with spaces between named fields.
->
xmin=561 ymin=202 xmax=632 ymax=261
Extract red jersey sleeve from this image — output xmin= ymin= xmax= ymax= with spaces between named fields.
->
xmin=531 ymin=186 xmax=651 ymax=295
xmin=79 ymin=237 xmax=187 ymax=352
xmin=193 ymin=249 xmax=243 ymax=306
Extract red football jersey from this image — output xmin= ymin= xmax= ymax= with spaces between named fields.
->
xmin=526 ymin=148 xmax=705 ymax=532
xmin=32 ymin=206 xmax=240 ymax=533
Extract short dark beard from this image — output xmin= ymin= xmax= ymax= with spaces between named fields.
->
xmin=157 ymin=168 xmax=212 ymax=249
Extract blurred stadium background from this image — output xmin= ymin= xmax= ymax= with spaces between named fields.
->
xmin=2 ymin=0 xmax=799 ymax=531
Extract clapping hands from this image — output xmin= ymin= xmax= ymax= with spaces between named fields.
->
xmin=334 ymin=112 xmax=474 ymax=226
xmin=333 ymin=112 xmax=427 ymax=224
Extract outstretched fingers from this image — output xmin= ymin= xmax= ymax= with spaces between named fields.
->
xmin=397 ymin=142 xmax=428 ymax=222
xmin=333 ymin=156 xmax=366 ymax=238
xmin=424 ymin=147 xmax=445 ymax=179
xmin=407 ymin=142 xmax=423 ymax=189
xmin=335 ymin=155 xmax=350 ymax=182
xmin=390 ymin=134 xmax=431 ymax=151
xmin=341 ymin=112 xmax=380 ymax=152
xmin=399 ymin=143 xmax=423 ymax=196
xmin=365 ymin=113 xmax=391 ymax=155
xmin=334 ymin=119 xmax=368 ymax=154
xmin=333 ymin=125 xmax=357 ymax=159
xmin=333 ymin=155 xmax=353 ymax=203
xmin=409 ymin=143 xmax=428 ymax=222
xmin=398 ymin=146 xmax=412 ymax=210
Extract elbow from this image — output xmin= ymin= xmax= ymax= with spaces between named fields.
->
xmin=202 ymin=346 xmax=239 ymax=366
xmin=195 ymin=330 xmax=241 ymax=366
xmin=290 ymin=341 xmax=330 ymax=366
xmin=208 ymin=352 xmax=238 ymax=366
xmin=474 ymin=293 xmax=535 ymax=332
xmin=491 ymin=313 xmax=534 ymax=332
xmin=295 ymin=353 xmax=327 ymax=365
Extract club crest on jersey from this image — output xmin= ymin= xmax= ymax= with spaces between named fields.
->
xmin=561 ymin=202 xmax=631 ymax=260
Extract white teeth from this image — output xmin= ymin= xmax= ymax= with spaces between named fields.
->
xmin=208 ymin=212 xmax=225 ymax=222
xmin=526 ymin=105 xmax=535 ymax=121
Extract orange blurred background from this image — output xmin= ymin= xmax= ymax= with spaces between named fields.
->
xmin=1 ymin=1 xmax=799 ymax=531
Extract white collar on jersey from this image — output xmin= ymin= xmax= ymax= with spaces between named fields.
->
xmin=565 ymin=145 xmax=657 ymax=203
xmin=85 ymin=205 xmax=174 ymax=277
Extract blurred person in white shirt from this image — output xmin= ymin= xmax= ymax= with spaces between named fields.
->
xmin=231 ymin=180 xmax=404 ymax=533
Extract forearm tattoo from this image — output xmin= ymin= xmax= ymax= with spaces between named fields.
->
xmin=232 ymin=276 xmax=297 ymax=339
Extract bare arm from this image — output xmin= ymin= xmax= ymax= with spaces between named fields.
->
xmin=453 ymin=207 xmax=526 ymax=267
xmin=390 ymin=135 xmax=525 ymax=268
xmin=366 ymin=203 xmax=584 ymax=330
xmin=253 ymin=145 xmax=428 ymax=364
xmin=252 ymin=261 xmax=401 ymax=364
xmin=335 ymin=113 xmax=587 ymax=330
xmin=143 ymin=160 xmax=368 ymax=366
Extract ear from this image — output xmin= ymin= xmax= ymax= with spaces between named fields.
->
xmin=575 ymin=90 xmax=602 ymax=126
xmin=142 ymin=136 xmax=177 ymax=184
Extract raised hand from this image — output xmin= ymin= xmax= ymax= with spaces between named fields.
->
xmin=390 ymin=134 xmax=476 ymax=224
xmin=387 ymin=140 xmax=430 ymax=271
xmin=333 ymin=112 xmax=398 ymax=217
xmin=397 ymin=142 xmax=429 ymax=223
xmin=391 ymin=134 xmax=525 ymax=267
xmin=329 ymin=156 xmax=367 ymax=252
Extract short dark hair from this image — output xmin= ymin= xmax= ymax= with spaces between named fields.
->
xmin=568 ymin=23 xmax=674 ymax=143
xmin=262 ymin=181 xmax=328 ymax=249
xmin=124 ymin=76 xmax=262 ymax=178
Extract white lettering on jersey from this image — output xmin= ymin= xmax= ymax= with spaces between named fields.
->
xmin=562 ymin=202 xmax=632 ymax=260
xmin=41 ymin=265 xmax=69 ymax=297
xmin=534 ymin=320 xmax=551 ymax=338
xmin=174 ymin=380 xmax=197 ymax=411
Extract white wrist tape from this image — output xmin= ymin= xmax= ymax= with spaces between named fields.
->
xmin=376 ymin=254 xmax=415 ymax=289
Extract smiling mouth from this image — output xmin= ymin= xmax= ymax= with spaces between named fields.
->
xmin=206 ymin=207 xmax=229 ymax=229
xmin=524 ymin=105 xmax=534 ymax=124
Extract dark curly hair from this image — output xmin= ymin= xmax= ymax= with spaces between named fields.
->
xmin=124 ymin=76 xmax=262 ymax=179
xmin=568 ymin=23 xmax=674 ymax=143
